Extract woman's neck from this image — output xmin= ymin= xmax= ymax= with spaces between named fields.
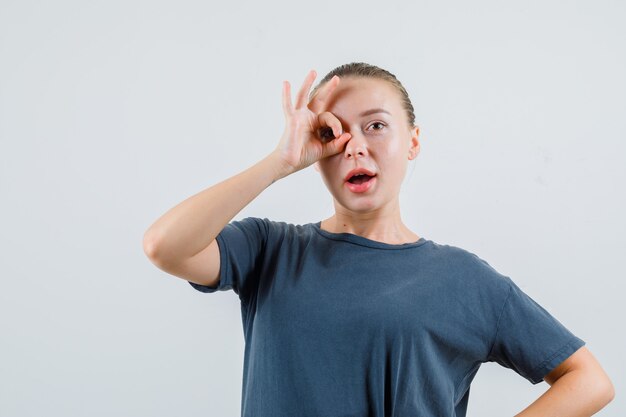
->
xmin=320 ymin=216 xmax=420 ymax=245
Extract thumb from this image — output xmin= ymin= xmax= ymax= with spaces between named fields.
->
xmin=321 ymin=132 xmax=351 ymax=158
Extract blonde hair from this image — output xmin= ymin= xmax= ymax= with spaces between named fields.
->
xmin=309 ymin=62 xmax=417 ymax=129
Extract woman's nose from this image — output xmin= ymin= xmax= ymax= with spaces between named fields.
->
xmin=344 ymin=132 xmax=368 ymax=159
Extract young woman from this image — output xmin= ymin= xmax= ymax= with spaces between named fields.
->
xmin=143 ymin=62 xmax=614 ymax=417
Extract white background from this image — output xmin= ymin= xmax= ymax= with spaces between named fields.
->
xmin=1 ymin=0 xmax=624 ymax=415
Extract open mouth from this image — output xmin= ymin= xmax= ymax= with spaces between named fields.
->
xmin=345 ymin=174 xmax=376 ymax=193
xmin=347 ymin=174 xmax=375 ymax=184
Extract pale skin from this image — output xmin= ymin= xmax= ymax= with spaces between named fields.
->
xmin=283 ymin=71 xmax=422 ymax=244
xmin=143 ymin=69 xmax=614 ymax=415
xmin=517 ymin=346 xmax=615 ymax=416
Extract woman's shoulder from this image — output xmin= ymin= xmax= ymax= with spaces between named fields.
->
xmin=423 ymin=239 xmax=513 ymax=289
xmin=231 ymin=216 xmax=315 ymax=241
xmin=412 ymin=238 xmax=478 ymax=261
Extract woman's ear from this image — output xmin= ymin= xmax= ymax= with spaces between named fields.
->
xmin=408 ymin=126 xmax=420 ymax=160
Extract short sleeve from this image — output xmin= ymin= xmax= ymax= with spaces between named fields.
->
xmin=486 ymin=277 xmax=586 ymax=385
xmin=188 ymin=216 xmax=268 ymax=301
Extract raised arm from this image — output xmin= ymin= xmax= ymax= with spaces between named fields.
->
xmin=142 ymin=152 xmax=287 ymax=285
xmin=142 ymin=69 xmax=351 ymax=286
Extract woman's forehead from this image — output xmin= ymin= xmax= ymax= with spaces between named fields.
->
xmin=322 ymin=78 xmax=401 ymax=118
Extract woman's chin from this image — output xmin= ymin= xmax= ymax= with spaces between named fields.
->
xmin=333 ymin=196 xmax=379 ymax=212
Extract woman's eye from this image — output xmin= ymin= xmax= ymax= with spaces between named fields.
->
xmin=319 ymin=127 xmax=334 ymax=140
xmin=369 ymin=122 xmax=386 ymax=131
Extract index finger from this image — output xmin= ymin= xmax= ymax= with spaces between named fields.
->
xmin=308 ymin=75 xmax=340 ymax=114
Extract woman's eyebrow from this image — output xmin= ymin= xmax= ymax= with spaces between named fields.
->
xmin=358 ymin=108 xmax=391 ymax=117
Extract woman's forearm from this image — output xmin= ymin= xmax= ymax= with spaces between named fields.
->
xmin=143 ymin=151 xmax=289 ymax=266
xmin=514 ymin=369 xmax=614 ymax=417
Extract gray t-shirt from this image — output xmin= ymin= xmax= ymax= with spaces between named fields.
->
xmin=188 ymin=217 xmax=586 ymax=417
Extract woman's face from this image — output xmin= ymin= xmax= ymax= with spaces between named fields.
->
xmin=313 ymin=77 xmax=420 ymax=214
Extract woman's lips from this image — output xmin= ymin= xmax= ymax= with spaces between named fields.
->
xmin=345 ymin=175 xmax=376 ymax=193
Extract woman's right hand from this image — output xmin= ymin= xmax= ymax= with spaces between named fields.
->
xmin=273 ymin=69 xmax=352 ymax=177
